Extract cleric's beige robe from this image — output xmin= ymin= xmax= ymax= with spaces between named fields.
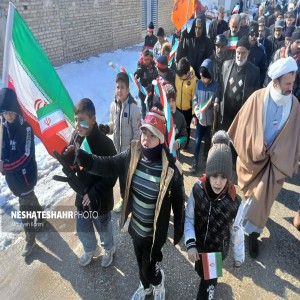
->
xmin=228 ymin=88 xmax=300 ymax=229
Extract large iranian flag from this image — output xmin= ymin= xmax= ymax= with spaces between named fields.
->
xmin=2 ymin=2 xmax=74 ymax=156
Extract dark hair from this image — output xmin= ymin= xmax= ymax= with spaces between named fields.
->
xmin=284 ymin=12 xmax=295 ymax=19
xmin=74 ymin=98 xmax=95 ymax=117
xmin=116 ymin=72 xmax=129 ymax=88
xmin=142 ymin=48 xmax=150 ymax=56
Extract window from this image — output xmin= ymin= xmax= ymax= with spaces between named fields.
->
xmin=141 ymin=0 xmax=158 ymax=30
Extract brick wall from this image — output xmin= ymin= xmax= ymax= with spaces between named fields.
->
xmin=157 ymin=0 xmax=174 ymax=35
xmin=0 ymin=0 xmax=173 ymax=75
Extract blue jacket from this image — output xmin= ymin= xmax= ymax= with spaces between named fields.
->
xmin=193 ymin=59 xmax=218 ymax=126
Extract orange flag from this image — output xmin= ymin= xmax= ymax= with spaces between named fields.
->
xmin=171 ymin=0 xmax=195 ymax=31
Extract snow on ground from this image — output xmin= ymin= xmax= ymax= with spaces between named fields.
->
xmin=0 ymin=43 xmax=148 ymax=251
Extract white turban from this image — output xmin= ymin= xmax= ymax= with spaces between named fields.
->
xmin=268 ymin=57 xmax=298 ymax=80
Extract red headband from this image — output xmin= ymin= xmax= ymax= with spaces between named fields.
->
xmin=156 ymin=61 xmax=168 ymax=70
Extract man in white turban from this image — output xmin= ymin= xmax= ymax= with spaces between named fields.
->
xmin=228 ymin=57 xmax=300 ymax=258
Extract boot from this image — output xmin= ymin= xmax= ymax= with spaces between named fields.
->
xmin=249 ymin=232 xmax=260 ymax=258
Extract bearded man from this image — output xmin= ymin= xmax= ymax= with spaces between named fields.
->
xmin=228 ymin=57 xmax=300 ymax=258
xmin=216 ymin=36 xmax=260 ymax=131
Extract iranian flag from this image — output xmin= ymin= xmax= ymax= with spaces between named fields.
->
xmin=80 ymin=138 xmax=92 ymax=154
xmin=200 ymin=96 xmax=212 ymax=113
xmin=228 ymin=36 xmax=239 ymax=50
xmin=2 ymin=2 xmax=74 ymax=156
xmin=201 ymin=252 xmax=223 ymax=280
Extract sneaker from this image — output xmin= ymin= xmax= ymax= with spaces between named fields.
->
xmin=153 ymin=269 xmax=165 ymax=300
xmin=113 ymin=198 xmax=123 ymax=213
xmin=79 ymin=245 xmax=101 ymax=267
xmin=131 ymin=281 xmax=153 ymax=300
xmin=21 ymin=240 xmax=36 ymax=257
xmin=101 ymin=245 xmax=116 ymax=267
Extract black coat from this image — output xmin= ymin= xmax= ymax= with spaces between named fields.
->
xmin=259 ymin=37 xmax=273 ymax=63
xmin=248 ymin=43 xmax=268 ymax=87
xmin=2 ymin=117 xmax=37 ymax=197
xmin=66 ymin=123 xmax=117 ymax=214
xmin=144 ymin=35 xmax=158 ymax=49
xmin=267 ymin=35 xmax=285 ymax=57
xmin=208 ymin=19 xmax=229 ymax=44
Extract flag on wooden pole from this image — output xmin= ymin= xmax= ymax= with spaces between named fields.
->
xmin=2 ymin=2 xmax=74 ymax=156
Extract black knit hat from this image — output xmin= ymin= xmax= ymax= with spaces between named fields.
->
xmin=206 ymin=131 xmax=232 ymax=179
xmin=236 ymin=36 xmax=251 ymax=50
xmin=0 ymin=88 xmax=23 ymax=117
xmin=157 ymin=27 xmax=165 ymax=37
xmin=249 ymin=21 xmax=259 ymax=36
xmin=291 ymin=30 xmax=300 ymax=43
xmin=148 ymin=22 xmax=154 ymax=31
xmin=177 ymin=57 xmax=190 ymax=76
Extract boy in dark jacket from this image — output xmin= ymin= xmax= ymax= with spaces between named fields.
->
xmin=185 ymin=131 xmax=245 ymax=300
xmin=75 ymin=106 xmax=185 ymax=300
xmin=0 ymin=88 xmax=43 ymax=257
xmin=134 ymin=48 xmax=158 ymax=118
xmin=63 ymin=98 xmax=117 ymax=267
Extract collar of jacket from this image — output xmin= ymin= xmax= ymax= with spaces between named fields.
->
xmin=121 ymin=140 xmax=175 ymax=254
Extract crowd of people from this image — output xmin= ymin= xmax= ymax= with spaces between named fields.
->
xmin=0 ymin=1 xmax=300 ymax=300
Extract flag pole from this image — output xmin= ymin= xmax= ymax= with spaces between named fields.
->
xmin=2 ymin=2 xmax=15 ymax=88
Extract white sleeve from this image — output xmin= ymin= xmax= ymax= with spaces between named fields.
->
xmin=184 ymin=188 xmax=196 ymax=244
xmin=230 ymin=203 xmax=245 ymax=264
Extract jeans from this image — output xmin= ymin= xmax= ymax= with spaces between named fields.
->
xmin=76 ymin=211 xmax=114 ymax=253
xmin=19 ymin=191 xmax=43 ymax=243
xmin=194 ymin=124 xmax=211 ymax=165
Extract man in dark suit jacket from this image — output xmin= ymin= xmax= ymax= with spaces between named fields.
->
xmin=217 ymin=36 xmax=260 ymax=131
xmin=208 ymin=7 xmax=228 ymax=44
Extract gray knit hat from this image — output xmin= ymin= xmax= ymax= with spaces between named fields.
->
xmin=206 ymin=130 xmax=232 ymax=179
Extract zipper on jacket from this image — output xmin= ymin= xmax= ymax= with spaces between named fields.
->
xmin=203 ymin=201 xmax=212 ymax=247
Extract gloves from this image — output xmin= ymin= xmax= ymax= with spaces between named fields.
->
xmin=98 ymin=124 xmax=110 ymax=135
xmin=74 ymin=149 xmax=93 ymax=171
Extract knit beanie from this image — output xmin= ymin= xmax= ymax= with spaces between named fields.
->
xmin=156 ymin=55 xmax=168 ymax=71
xmin=249 ymin=21 xmax=259 ymax=36
xmin=0 ymin=87 xmax=23 ymax=117
xmin=177 ymin=57 xmax=190 ymax=76
xmin=236 ymin=36 xmax=251 ymax=50
xmin=163 ymin=84 xmax=176 ymax=100
xmin=157 ymin=27 xmax=165 ymax=37
xmin=148 ymin=22 xmax=154 ymax=31
xmin=141 ymin=106 xmax=166 ymax=144
xmin=291 ymin=30 xmax=300 ymax=43
xmin=285 ymin=26 xmax=296 ymax=38
xmin=206 ymin=130 xmax=232 ymax=179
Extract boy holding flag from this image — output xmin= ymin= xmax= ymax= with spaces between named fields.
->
xmin=63 ymin=98 xmax=117 ymax=267
xmin=184 ymin=131 xmax=245 ymax=300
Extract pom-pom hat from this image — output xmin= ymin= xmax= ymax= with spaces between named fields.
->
xmin=141 ymin=107 xmax=166 ymax=144
xmin=206 ymin=131 xmax=232 ymax=179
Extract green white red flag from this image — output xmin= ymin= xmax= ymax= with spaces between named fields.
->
xmin=201 ymin=252 xmax=223 ymax=280
xmin=36 ymin=102 xmax=68 ymax=140
xmin=200 ymin=96 xmax=213 ymax=113
xmin=228 ymin=36 xmax=238 ymax=50
xmin=2 ymin=2 xmax=74 ymax=156
xmin=80 ymin=137 xmax=92 ymax=154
